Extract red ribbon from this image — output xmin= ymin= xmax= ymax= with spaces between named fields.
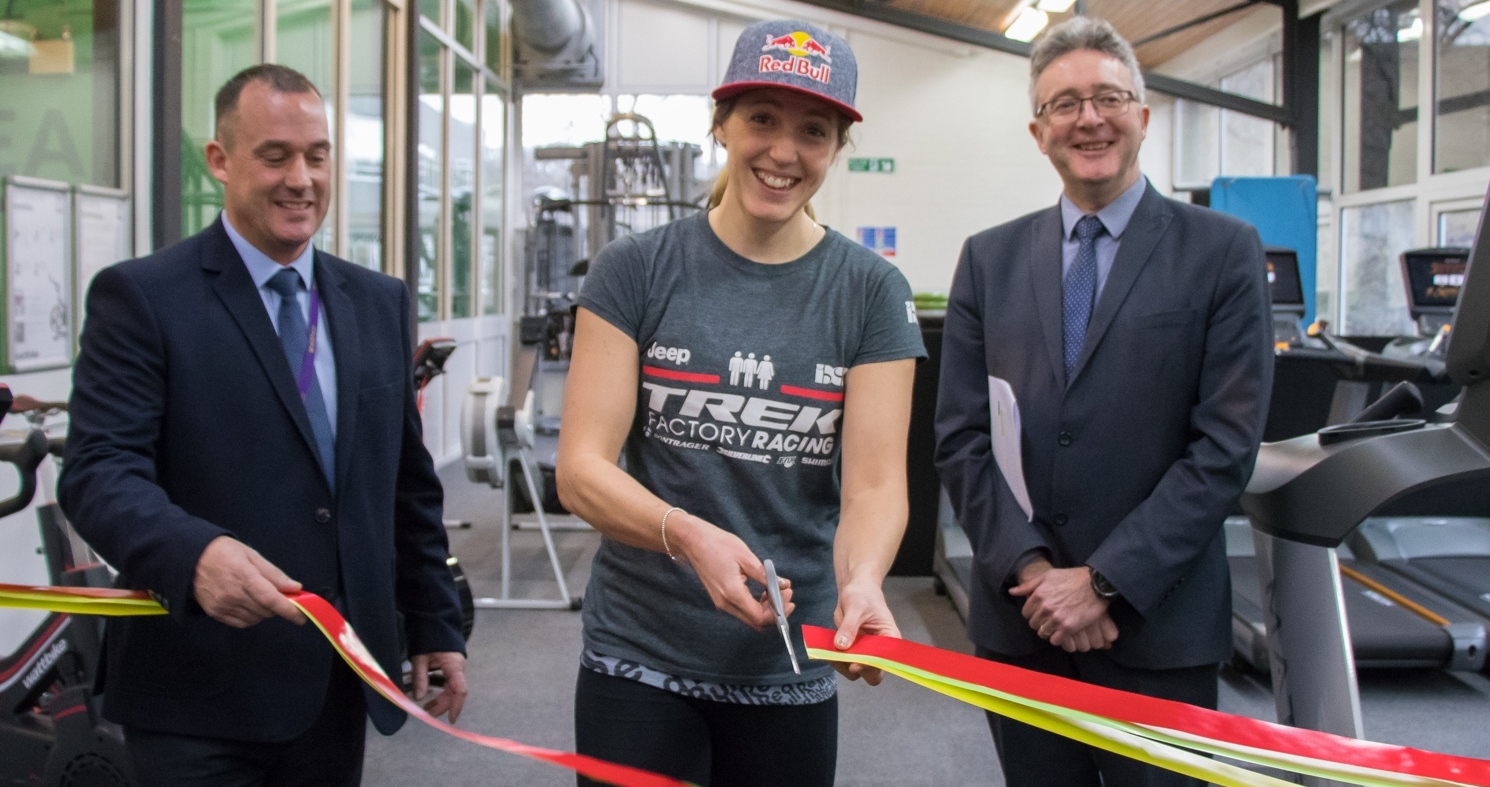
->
xmin=292 ymin=592 xmax=693 ymax=787
xmin=803 ymin=626 xmax=1490 ymax=785
xmin=0 ymin=583 xmax=691 ymax=787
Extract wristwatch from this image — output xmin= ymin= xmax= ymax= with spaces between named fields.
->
xmin=1088 ymin=568 xmax=1120 ymax=600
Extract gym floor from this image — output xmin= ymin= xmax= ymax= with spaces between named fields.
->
xmin=361 ymin=466 xmax=1490 ymax=786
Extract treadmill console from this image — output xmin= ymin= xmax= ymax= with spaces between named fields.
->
xmin=1400 ymin=247 xmax=1469 ymax=337
xmin=1266 ymin=246 xmax=1306 ymax=347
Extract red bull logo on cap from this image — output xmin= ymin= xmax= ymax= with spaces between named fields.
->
xmin=760 ymin=31 xmax=833 ymax=84
xmin=762 ymin=32 xmax=833 ymax=63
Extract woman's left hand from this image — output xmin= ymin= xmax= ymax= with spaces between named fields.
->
xmin=831 ymin=582 xmax=900 ymax=686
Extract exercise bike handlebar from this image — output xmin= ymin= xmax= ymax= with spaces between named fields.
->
xmin=0 ymin=384 xmax=67 ymax=518
xmin=1306 ymin=321 xmax=1449 ymax=383
xmin=0 ymin=430 xmax=51 ymax=520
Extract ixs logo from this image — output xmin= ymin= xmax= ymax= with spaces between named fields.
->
xmin=642 ymin=383 xmax=841 ymax=455
xmin=646 ymin=342 xmax=691 ymax=365
xmin=814 ymin=364 xmax=845 ymax=387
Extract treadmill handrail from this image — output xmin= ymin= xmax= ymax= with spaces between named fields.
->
xmin=1242 ymin=422 xmax=1490 ymax=546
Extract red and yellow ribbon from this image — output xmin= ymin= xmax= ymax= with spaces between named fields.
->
xmin=804 ymin=625 xmax=1490 ymax=787
xmin=9 ymin=582 xmax=1490 ymax=787
xmin=0 ymin=582 xmax=693 ymax=787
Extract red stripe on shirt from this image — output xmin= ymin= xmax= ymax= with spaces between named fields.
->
xmin=642 ymin=366 xmax=721 ymax=384
xmin=779 ymin=385 xmax=845 ymax=402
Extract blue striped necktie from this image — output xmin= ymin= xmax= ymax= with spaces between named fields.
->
xmin=1062 ymin=215 xmax=1105 ymax=381
xmin=267 ymin=267 xmax=336 ymax=489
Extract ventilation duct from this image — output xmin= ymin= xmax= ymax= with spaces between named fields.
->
xmin=511 ymin=0 xmax=604 ymax=91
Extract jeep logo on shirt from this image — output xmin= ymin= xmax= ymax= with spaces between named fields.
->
xmin=646 ymin=342 xmax=691 ymax=364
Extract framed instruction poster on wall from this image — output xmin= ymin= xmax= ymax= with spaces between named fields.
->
xmin=73 ymin=186 xmax=131 ymax=348
xmin=3 ymin=176 xmax=73 ymax=373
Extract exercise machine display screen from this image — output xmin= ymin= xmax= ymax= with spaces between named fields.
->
xmin=1402 ymin=248 xmax=1469 ymax=311
xmin=1266 ymin=247 xmax=1304 ymax=307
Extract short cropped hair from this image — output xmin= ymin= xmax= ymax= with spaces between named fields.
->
xmin=1028 ymin=16 xmax=1145 ymax=113
xmin=214 ymin=64 xmax=321 ymax=147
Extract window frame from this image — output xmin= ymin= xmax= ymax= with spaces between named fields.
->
xmin=1323 ymin=0 xmax=1490 ymax=328
xmin=411 ymin=0 xmax=509 ymax=323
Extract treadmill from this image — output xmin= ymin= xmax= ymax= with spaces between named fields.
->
xmin=1340 ymin=246 xmax=1490 ymax=673
xmin=1229 ymin=249 xmax=1485 ymax=674
xmin=1239 ymin=186 xmax=1490 ymax=749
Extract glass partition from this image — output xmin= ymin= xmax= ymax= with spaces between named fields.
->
xmin=450 ymin=61 xmax=476 ymax=319
xmin=480 ymin=88 xmax=505 ymax=314
xmin=417 ymin=29 xmax=444 ymax=321
xmin=1340 ymin=199 xmax=1417 ymax=335
xmin=181 ymin=0 xmax=257 ymax=237
xmin=0 ymin=0 xmax=122 ymax=187
xmin=347 ymin=0 xmax=386 ymax=269
xmin=277 ymin=0 xmax=335 ymax=250
xmin=1342 ymin=1 xmax=1420 ymax=193
xmin=1220 ymin=59 xmax=1275 ymax=177
xmin=1435 ymin=0 xmax=1490 ymax=174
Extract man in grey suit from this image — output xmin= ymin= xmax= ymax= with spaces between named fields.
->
xmin=933 ymin=16 xmax=1272 ymax=786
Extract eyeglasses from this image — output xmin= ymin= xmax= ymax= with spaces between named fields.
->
xmin=1035 ymin=90 xmax=1137 ymax=122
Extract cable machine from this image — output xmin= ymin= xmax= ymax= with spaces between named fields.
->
xmin=463 ymin=112 xmax=704 ymax=609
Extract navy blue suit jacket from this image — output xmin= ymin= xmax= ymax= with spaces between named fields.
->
xmin=59 ymin=219 xmax=464 ymax=741
xmin=934 ymin=184 xmax=1272 ymax=668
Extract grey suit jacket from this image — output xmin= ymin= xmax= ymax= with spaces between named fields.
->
xmin=934 ymin=183 xmax=1272 ymax=669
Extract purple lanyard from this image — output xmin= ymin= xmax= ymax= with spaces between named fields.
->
xmin=296 ymin=287 xmax=322 ymax=400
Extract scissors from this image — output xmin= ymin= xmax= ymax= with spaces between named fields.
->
xmin=762 ymin=559 xmax=800 ymax=675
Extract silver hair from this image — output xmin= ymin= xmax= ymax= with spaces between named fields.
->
xmin=1028 ymin=16 xmax=1146 ymax=114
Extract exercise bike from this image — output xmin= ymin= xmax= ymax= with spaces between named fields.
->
xmin=404 ymin=338 xmax=476 ymax=681
xmin=0 ymin=385 xmax=137 ymax=787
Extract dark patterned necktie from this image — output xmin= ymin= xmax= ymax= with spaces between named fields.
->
xmin=1062 ymin=215 xmax=1105 ymax=380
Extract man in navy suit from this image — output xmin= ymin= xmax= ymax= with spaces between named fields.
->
xmin=934 ymin=17 xmax=1271 ymax=787
xmin=60 ymin=64 xmax=467 ymax=785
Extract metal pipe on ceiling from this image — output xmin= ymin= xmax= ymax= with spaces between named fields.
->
xmin=511 ymin=0 xmax=590 ymax=55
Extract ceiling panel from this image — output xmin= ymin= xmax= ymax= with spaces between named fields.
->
xmin=829 ymin=0 xmax=1275 ymax=68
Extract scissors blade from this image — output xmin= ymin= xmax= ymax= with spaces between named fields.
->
xmin=763 ymin=559 xmax=801 ymax=675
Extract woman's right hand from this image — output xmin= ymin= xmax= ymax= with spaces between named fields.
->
xmin=674 ymin=514 xmax=792 ymax=631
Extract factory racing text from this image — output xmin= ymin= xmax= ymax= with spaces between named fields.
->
xmin=641 ymin=382 xmax=841 ymax=460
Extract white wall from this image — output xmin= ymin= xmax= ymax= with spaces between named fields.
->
xmin=814 ymin=29 xmax=1064 ymax=293
xmin=603 ymin=0 xmax=1158 ymax=296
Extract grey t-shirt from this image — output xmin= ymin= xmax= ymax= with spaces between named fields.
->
xmin=577 ymin=212 xmax=927 ymax=685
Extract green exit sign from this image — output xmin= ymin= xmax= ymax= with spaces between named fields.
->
xmin=848 ymin=157 xmax=895 ymax=173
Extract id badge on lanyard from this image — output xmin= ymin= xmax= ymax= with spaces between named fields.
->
xmin=296 ymin=287 xmax=322 ymax=400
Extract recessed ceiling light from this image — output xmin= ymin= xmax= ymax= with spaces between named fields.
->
xmin=1460 ymin=1 xmax=1490 ymax=21
xmin=1005 ymin=7 xmax=1050 ymax=42
xmin=1397 ymin=16 xmax=1423 ymax=42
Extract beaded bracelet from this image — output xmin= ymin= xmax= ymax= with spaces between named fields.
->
xmin=660 ymin=506 xmax=684 ymax=562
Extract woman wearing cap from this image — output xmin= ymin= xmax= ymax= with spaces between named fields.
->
xmin=556 ymin=19 xmax=925 ymax=785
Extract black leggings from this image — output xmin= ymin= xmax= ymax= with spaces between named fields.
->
xmin=574 ymin=668 xmax=838 ymax=787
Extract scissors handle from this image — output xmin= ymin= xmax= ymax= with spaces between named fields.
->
xmin=763 ymin=559 xmax=786 ymax=618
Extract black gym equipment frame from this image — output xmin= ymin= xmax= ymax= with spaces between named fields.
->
xmin=1240 ymin=185 xmax=1490 ymax=743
